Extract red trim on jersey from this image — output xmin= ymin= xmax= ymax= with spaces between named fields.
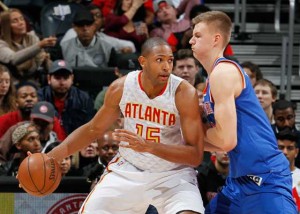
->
xmin=138 ymin=70 xmax=144 ymax=91
xmin=208 ymin=59 xmax=246 ymax=103
xmin=138 ymin=70 xmax=168 ymax=96
xmin=214 ymin=59 xmax=246 ymax=89
xmin=157 ymin=80 xmax=168 ymax=96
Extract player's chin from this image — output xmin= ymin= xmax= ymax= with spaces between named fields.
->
xmin=158 ymin=75 xmax=169 ymax=82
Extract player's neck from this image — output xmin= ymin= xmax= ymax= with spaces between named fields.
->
xmin=139 ymin=72 xmax=167 ymax=99
xmin=203 ymin=54 xmax=224 ymax=76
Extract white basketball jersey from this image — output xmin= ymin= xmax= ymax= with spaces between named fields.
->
xmin=119 ymin=70 xmax=185 ymax=172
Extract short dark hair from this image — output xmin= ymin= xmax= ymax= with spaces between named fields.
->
xmin=173 ymin=49 xmax=199 ymax=67
xmin=273 ymin=99 xmax=297 ymax=115
xmin=15 ymin=81 xmax=38 ymax=91
xmin=276 ymin=128 xmax=299 ymax=145
xmin=141 ymin=37 xmax=170 ymax=56
xmin=241 ymin=61 xmax=263 ymax=80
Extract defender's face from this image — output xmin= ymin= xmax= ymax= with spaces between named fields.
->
xmin=189 ymin=23 xmax=213 ymax=61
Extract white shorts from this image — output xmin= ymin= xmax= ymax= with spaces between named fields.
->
xmin=79 ymin=154 xmax=205 ymax=214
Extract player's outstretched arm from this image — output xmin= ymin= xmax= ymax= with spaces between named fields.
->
xmin=205 ymin=63 xmax=243 ymax=151
xmin=47 ymin=78 xmax=125 ymax=162
xmin=113 ymin=81 xmax=204 ymax=167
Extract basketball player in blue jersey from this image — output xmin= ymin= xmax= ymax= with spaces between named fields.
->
xmin=189 ymin=11 xmax=297 ymax=213
xmin=28 ymin=37 xmax=206 ymax=214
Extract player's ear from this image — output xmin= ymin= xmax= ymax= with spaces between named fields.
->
xmin=138 ymin=56 xmax=146 ymax=67
xmin=214 ymin=34 xmax=221 ymax=44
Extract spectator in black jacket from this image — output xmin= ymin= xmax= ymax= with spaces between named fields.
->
xmin=272 ymin=99 xmax=300 ymax=167
xmin=197 ymin=151 xmax=229 ymax=206
xmin=38 ymin=60 xmax=95 ymax=135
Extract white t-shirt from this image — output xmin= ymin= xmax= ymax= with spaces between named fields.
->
xmin=292 ymin=167 xmax=300 ymax=196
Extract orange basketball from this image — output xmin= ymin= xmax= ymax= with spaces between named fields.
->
xmin=18 ymin=153 xmax=61 ymax=197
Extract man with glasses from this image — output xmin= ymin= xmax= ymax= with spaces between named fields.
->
xmin=272 ymin=99 xmax=300 ymax=167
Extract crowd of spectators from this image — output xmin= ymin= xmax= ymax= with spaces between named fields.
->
xmin=0 ymin=0 xmax=299 ymax=213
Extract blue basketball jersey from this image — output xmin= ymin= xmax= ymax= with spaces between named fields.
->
xmin=203 ymin=57 xmax=289 ymax=178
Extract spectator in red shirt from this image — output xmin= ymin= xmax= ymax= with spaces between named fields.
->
xmin=0 ymin=81 xmax=65 ymax=140
xmin=103 ymin=0 xmax=150 ymax=51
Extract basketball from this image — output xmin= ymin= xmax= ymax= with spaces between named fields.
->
xmin=18 ymin=153 xmax=62 ymax=197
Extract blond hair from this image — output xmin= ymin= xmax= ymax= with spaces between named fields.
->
xmin=192 ymin=11 xmax=232 ymax=48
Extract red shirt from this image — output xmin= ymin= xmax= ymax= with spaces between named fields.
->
xmin=92 ymin=0 xmax=153 ymax=17
xmin=0 ymin=110 xmax=66 ymax=140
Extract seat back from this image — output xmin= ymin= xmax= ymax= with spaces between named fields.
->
xmin=73 ymin=66 xmax=117 ymax=99
xmin=40 ymin=1 xmax=84 ymax=38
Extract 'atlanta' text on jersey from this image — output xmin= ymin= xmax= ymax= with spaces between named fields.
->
xmin=124 ymin=103 xmax=176 ymax=126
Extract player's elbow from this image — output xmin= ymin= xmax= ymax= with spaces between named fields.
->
xmin=222 ymin=137 xmax=237 ymax=152
xmin=189 ymin=152 xmax=203 ymax=167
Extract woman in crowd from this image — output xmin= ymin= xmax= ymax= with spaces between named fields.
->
xmin=0 ymin=64 xmax=16 ymax=116
xmin=0 ymin=8 xmax=57 ymax=83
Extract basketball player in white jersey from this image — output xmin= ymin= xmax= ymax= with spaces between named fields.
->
xmin=41 ymin=37 xmax=205 ymax=213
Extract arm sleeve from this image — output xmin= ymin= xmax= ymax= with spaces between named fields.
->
xmin=0 ymin=36 xmax=42 ymax=66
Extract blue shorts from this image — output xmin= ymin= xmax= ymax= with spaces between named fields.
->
xmin=205 ymin=171 xmax=297 ymax=214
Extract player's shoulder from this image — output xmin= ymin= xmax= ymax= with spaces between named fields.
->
xmin=176 ymin=79 xmax=197 ymax=96
xmin=106 ymin=76 xmax=126 ymax=99
xmin=211 ymin=61 xmax=241 ymax=83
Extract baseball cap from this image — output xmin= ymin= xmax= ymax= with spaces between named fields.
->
xmin=49 ymin=60 xmax=73 ymax=75
xmin=73 ymin=8 xmax=95 ymax=26
xmin=30 ymin=101 xmax=55 ymax=123
xmin=12 ymin=123 xmax=34 ymax=145
xmin=117 ymin=53 xmax=140 ymax=75
xmin=153 ymin=0 xmax=173 ymax=13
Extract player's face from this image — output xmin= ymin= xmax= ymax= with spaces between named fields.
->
xmin=189 ymin=22 xmax=214 ymax=62
xmin=278 ymin=139 xmax=298 ymax=165
xmin=173 ymin=58 xmax=199 ymax=86
xmin=141 ymin=45 xmax=174 ymax=85
xmin=274 ymin=107 xmax=296 ymax=130
xmin=254 ymin=84 xmax=275 ymax=110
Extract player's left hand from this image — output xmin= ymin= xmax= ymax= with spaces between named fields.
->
xmin=113 ymin=129 xmax=150 ymax=152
